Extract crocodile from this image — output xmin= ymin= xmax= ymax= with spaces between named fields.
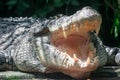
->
xmin=0 ymin=6 xmax=120 ymax=79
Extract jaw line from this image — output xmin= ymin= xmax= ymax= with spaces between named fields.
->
xmin=44 ymin=44 xmax=99 ymax=72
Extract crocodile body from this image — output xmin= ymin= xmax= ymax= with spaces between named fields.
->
xmin=0 ymin=6 xmax=120 ymax=79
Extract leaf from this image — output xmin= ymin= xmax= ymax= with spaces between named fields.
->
xmin=114 ymin=26 xmax=118 ymax=37
xmin=115 ymin=18 xmax=119 ymax=25
xmin=45 ymin=0 xmax=49 ymax=4
xmin=6 ymin=0 xmax=17 ymax=6
xmin=22 ymin=2 xmax=29 ymax=9
xmin=54 ymin=0 xmax=64 ymax=7
xmin=113 ymin=18 xmax=120 ymax=38
xmin=71 ymin=0 xmax=79 ymax=6
xmin=17 ymin=0 xmax=29 ymax=11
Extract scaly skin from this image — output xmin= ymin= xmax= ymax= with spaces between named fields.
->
xmin=0 ymin=6 xmax=119 ymax=79
xmin=34 ymin=6 xmax=107 ymax=79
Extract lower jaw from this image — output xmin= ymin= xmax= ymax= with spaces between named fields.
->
xmin=55 ymin=60 xmax=98 ymax=79
xmin=65 ymin=58 xmax=98 ymax=71
xmin=47 ymin=53 xmax=98 ymax=72
xmin=50 ymin=34 xmax=98 ymax=75
xmin=62 ymin=62 xmax=98 ymax=79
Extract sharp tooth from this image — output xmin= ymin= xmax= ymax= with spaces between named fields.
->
xmin=80 ymin=62 xmax=87 ymax=68
xmin=62 ymin=26 xmax=67 ymax=39
xmin=73 ymin=54 xmax=78 ymax=62
xmin=72 ymin=24 xmax=79 ymax=32
xmin=75 ymin=24 xmax=79 ymax=32
xmin=63 ymin=30 xmax=67 ymax=39
xmin=86 ymin=57 xmax=90 ymax=64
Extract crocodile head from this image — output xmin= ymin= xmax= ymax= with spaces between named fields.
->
xmin=35 ymin=6 xmax=103 ymax=79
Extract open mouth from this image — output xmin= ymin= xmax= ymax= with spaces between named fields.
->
xmin=49 ymin=18 xmax=101 ymax=71
xmin=35 ymin=6 xmax=102 ymax=73
xmin=35 ymin=6 xmax=104 ymax=79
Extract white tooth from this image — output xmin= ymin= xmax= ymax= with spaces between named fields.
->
xmin=75 ymin=24 xmax=79 ymax=32
xmin=73 ymin=54 xmax=78 ymax=61
xmin=78 ymin=59 xmax=82 ymax=64
xmin=80 ymin=62 xmax=87 ymax=68
xmin=63 ymin=30 xmax=67 ymax=39
xmin=73 ymin=54 xmax=76 ymax=58
xmin=62 ymin=26 xmax=67 ymax=39
xmin=87 ymin=57 xmax=90 ymax=64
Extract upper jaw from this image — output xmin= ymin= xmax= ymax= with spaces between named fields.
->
xmin=47 ymin=6 xmax=102 ymax=34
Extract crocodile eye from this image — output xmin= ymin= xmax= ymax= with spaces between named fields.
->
xmin=39 ymin=28 xmax=50 ymax=35
xmin=34 ymin=28 xmax=50 ymax=37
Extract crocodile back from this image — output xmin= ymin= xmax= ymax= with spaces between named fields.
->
xmin=0 ymin=17 xmax=47 ymax=70
xmin=0 ymin=17 xmax=44 ymax=51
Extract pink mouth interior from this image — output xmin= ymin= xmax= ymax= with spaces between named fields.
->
xmin=53 ymin=34 xmax=90 ymax=61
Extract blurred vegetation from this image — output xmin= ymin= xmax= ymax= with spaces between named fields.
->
xmin=0 ymin=0 xmax=120 ymax=47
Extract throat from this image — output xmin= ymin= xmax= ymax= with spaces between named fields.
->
xmin=51 ymin=34 xmax=90 ymax=61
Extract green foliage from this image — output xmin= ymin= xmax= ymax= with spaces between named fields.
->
xmin=105 ymin=0 xmax=120 ymax=46
xmin=112 ymin=16 xmax=120 ymax=38
xmin=0 ymin=0 xmax=120 ymax=46
xmin=1 ymin=0 xmax=80 ymax=17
